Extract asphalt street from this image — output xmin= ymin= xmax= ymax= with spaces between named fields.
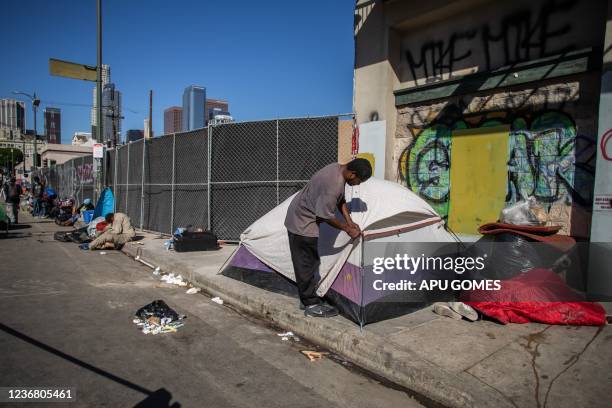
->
xmin=0 ymin=215 xmax=423 ymax=408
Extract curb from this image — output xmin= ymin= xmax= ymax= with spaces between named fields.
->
xmin=122 ymin=242 xmax=515 ymax=408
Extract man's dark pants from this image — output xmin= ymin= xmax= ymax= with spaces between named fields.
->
xmin=287 ymin=231 xmax=321 ymax=306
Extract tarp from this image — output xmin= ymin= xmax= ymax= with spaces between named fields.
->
xmin=93 ymin=187 xmax=114 ymax=219
xmin=240 ymin=178 xmax=454 ymax=297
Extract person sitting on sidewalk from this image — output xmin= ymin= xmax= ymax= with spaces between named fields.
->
xmin=285 ymin=158 xmax=372 ymax=318
xmin=81 ymin=212 xmax=135 ymax=250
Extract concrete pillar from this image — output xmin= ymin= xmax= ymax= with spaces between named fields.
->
xmin=588 ymin=0 xmax=612 ymax=300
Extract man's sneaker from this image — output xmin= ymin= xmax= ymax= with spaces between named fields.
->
xmin=432 ymin=302 xmax=462 ymax=320
xmin=79 ymin=243 xmax=90 ymax=251
xmin=304 ymin=303 xmax=339 ymax=318
xmin=448 ymin=302 xmax=479 ymax=321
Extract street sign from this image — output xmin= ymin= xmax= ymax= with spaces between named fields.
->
xmin=49 ymin=58 xmax=97 ymax=82
xmin=93 ymin=143 xmax=104 ymax=159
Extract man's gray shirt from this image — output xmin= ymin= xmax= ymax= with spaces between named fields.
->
xmin=285 ymin=163 xmax=345 ymax=237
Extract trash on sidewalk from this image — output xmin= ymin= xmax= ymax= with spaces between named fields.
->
xmin=100 ymin=251 xmax=107 ymax=255
xmin=277 ymin=331 xmax=300 ymax=342
xmin=211 ymin=296 xmax=224 ymax=305
xmin=134 ymin=300 xmax=185 ymax=335
xmin=153 ymin=266 xmax=161 ymax=276
xmin=160 ymin=273 xmax=187 ymax=286
xmin=300 ymin=350 xmax=329 ymax=362
xmin=186 ymin=287 xmax=201 ymax=294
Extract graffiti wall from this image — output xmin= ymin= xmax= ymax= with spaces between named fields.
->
xmin=399 ymin=0 xmax=606 ymax=87
xmin=395 ymin=81 xmax=597 ymax=238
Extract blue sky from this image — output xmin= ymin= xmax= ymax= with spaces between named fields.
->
xmin=0 ymin=0 xmax=355 ymax=143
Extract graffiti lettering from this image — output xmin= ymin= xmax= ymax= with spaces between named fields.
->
xmin=404 ymin=0 xmax=577 ymax=84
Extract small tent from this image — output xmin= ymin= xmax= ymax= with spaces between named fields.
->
xmin=222 ymin=178 xmax=458 ymax=326
xmin=93 ymin=187 xmax=115 ymax=219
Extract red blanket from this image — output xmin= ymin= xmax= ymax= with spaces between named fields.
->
xmin=462 ymin=268 xmax=606 ymax=326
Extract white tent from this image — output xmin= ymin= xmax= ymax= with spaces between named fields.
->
xmin=239 ymin=178 xmax=456 ymax=297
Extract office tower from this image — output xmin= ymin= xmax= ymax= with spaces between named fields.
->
xmin=0 ymin=98 xmax=26 ymax=133
xmin=44 ymin=107 xmax=61 ymax=144
xmin=126 ymin=129 xmax=144 ymax=142
xmin=182 ymin=85 xmax=206 ymax=131
xmin=205 ymin=98 xmax=230 ymax=123
xmin=164 ymin=106 xmax=183 ymax=134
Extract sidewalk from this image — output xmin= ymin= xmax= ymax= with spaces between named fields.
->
xmin=122 ymin=232 xmax=611 ymax=408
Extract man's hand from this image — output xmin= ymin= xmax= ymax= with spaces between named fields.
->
xmin=347 ymin=220 xmax=360 ymax=231
xmin=345 ymin=224 xmax=361 ymax=239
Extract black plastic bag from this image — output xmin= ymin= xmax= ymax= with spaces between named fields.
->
xmin=135 ymin=300 xmax=180 ymax=321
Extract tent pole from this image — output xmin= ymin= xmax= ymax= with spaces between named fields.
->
xmin=359 ymin=235 xmax=365 ymax=333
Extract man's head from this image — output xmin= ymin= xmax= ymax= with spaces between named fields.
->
xmin=105 ymin=213 xmax=115 ymax=223
xmin=343 ymin=158 xmax=372 ymax=186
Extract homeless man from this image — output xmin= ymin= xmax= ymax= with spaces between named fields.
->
xmin=85 ymin=212 xmax=136 ymax=250
xmin=284 ymin=158 xmax=372 ymax=318
xmin=3 ymin=177 xmax=21 ymax=224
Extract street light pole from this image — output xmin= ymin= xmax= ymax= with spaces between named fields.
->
xmin=12 ymin=91 xmax=41 ymax=172
xmin=96 ymin=0 xmax=104 ymax=198
xmin=32 ymin=92 xmax=39 ymax=169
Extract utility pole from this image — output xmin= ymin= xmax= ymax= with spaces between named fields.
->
xmin=22 ymin=139 xmax=26 ymax=175
xmin=33 ymin=93 xmax=40 ymax=169
xmin=95 ymin=0 xmax=104 ymax=198
xmin=149 ymin=90 xmax=153 ymax=139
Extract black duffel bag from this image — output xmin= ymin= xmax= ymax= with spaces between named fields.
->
xmin=174 ymin=230 xmax=219 ymax=252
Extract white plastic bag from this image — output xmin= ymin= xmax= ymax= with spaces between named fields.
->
xmin=499 ymin=197 xmax=546 ymax=226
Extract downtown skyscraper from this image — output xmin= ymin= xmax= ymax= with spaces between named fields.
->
xmin=90 ymin=64 xmax=122 ymax=145
xmin=182 ymin=85 xmax=206 ymax=131
xmin=44 ymin=107 xmax=61 ymax=144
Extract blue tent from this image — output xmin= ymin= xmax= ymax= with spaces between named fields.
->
xmin=93 ymin=187 xmax=115 ymax=219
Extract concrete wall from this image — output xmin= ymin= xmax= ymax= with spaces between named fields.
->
xmin=41 ymin=150 xmax=90 ymax=166
xmin=354 ymin=0 xmax=607 ymax=238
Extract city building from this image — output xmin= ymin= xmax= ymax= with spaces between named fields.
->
xmin=182 ymin=85 xmax=206 ymax=131
xmin=164 ymin=106 xmax=183 ymax=134
xmin=44 ymin=107 xmax=61 ymax=144
xmin=353 ymin=0 xmax=611 ymax=244
xmin=72 ymin=132 xmax=93 ymax=146
xmin=90 ymin=65 xmax=122 ymax=145
xmin=40 ymin=144 xmax=92 ymax=168
xmin=126 ymin=129 xmax=144 ymax=142
xmin=205 ymin=98 xmax=230 ymax=124
xmin=0 ymin=98 xmax=26 ymax=138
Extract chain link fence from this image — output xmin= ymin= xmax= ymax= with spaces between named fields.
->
xmin=43 ymin=115 xmax=348 ymax=240
xmin=36 ymin=155 xmax=96 ymax=204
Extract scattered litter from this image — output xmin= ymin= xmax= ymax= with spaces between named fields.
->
xmin=100 ymin=251 xmax=107 ymax=255
xmin=133 ymin=300 xmax=185 ymax=335
xmin=186 ymin=287 xmax=201 ymax=294
xmin=211 ymin=297 xmax=224 ymax=305
xmin=300 ymin=350 xmax=329 ymax=362
xmin=135 ymin=241 xmax=145 ymax=245
xmin=160 ymin=273 xmax=187 ymax=286
xmin=153 ymin=266 xmax=161 ymax=276
xmin=277 ymin=331 xmax=300 ymax=342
